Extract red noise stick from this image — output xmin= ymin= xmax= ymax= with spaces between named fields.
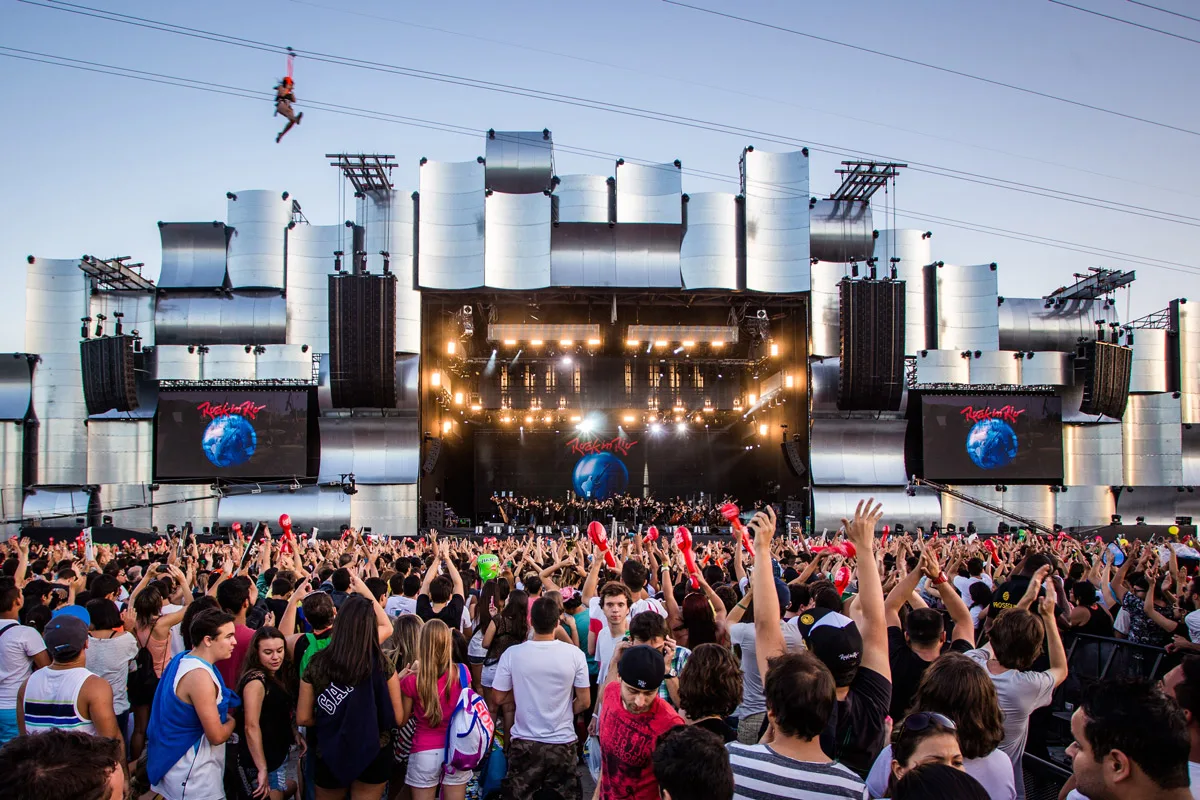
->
xmin=674 ymin=526 xmax=701 ymax=589
xmin=983 ymin=538 xmax=1000 ymax=565
xmin=834 ymin=565 xmax=852 ymax=595
xmin=587 ymin=521 xmax=617 ymax=570
xmin=231 ymin=522 xmax=242 ymax=538
xmin=645 ymin=525 xmax=660 ymax=543
xmin=279 ymin=514 xmax=294 ymax=541
xmin=720 ymin=503 xmax=753 ymax=553
xmin=880 ymin=525 xmax=890 ymax=549
xmin=811 ymin=541 xmax=857 ymax=558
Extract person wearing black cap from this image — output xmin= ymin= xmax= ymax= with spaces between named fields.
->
xmin=597 ymin=643 xmax=684 ymax=800
xmin=16 ymin=613 xmax=121 ymax=740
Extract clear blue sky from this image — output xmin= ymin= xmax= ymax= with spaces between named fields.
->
xmin=2 ymin=0 xmax=1198 ymax=350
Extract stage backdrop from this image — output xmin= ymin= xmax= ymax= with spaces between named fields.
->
xmin=920 ymin=394 xmax=1063 ymax=484
xmin=155 ymin=390 xmax=310 ymax=480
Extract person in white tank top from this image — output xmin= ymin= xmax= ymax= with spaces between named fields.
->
xmin=16 ymin=615 xmax=120 ymax=740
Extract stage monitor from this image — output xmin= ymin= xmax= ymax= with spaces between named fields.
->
xmin=155 ymin=390 xmax=310 ymax=480
xmin=921 ymin=394 xmax=1063 ymax=484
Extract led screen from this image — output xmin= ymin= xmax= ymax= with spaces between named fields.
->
xmin=921 ymin=394 xmax=1063 ymax=483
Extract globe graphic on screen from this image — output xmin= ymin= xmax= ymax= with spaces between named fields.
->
xmin=201 ymin=414 xmax=258 ymax=468
xmin=572 ymin=452 xmax=629 ymax=500
xmin=965 ymin=418 xmax=1018 ymax=470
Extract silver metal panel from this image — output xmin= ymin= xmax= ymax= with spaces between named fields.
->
xmin=941 ymin=486 xmax=1006 ymax=533
xmin=362 ymin=192 xmax=420 ymax=354
xmin=0 ymin=422 xmax=24 ymax=539
xmin=157 ymin=222 xmax=228 ymax=289
xmin=614 ymin=225 xmax=682 ymax=288
xmin=1064 ymin=423 xmax=1124 ymax=485
xmin=812 ymin=486 xmax=940 ymax=534
xmin=155 ymin=346 xmax=202 ymax=381
xmin=680 ymin=193 xmax=738 ymax=290
xmin=0 ymin=356 xmax=31 ymax=421
xmin=316 ymin=354 xmax=333 ymax=412
xmin=1001 ymin=485 xmax=1056 ymax=528
xmin=87 ymin=419 xmax=153 ymax=485
xmin=226 ymin=190 xmax=290 ymax=289
xmin=811 ymin=358 xmax=840 ymax=416
xmin=810 ymin=199 xmax=874 ymax=264
xmin=201 ymin=346 xmax=257 ymax=381
xmin=1019 ymin=352 xmax=1071 ymax=386
xmin=550 ymin=224 xmax=617 ymax=286
xmin=1061 ymin=381 xmax=1120 ymax=424
xmin=1122 ymin=393 xmax=1183 ymax=486
xmin=876 ymin=230 xmax=932 ymax=354
xmin=97 ymin=483 xmax=153 ymax=530
xmin=1180 ymin=300 xmax=1200 ymax=424
xmin=553 ymin=175 xmax=611 ymax=225
xmin=485 ymin=131 xmax=554 ymax=195
xmin=1184 ymin=425 xmax=1200 ymax=485
xmin=809 ymin=262 xmax=851 ymax=358
xmin=90 ymin=291 xmax=157 ymax=348
xmin=395 ymin=354 xmax=420 ymax=413
xmin=998 ymin=297 xmax=1117 ymax=352
xmin=485 ymin=192 xmax=552 ymax=290
xmin=256 ymin=345 xmax=313 ymax=381
xmin=26 ymin=257 xmax=89 ymax=485
xmin=1129 ymin=328 xmax=1170 ymax=394
xmin=743 ymin=148 xmax=810 ymax=293
xmin=1115 ymin=487 xmax=1194 ymax=526
xmin=914 ymin=349 xmax=971 ymax=384
xmin=317 ymin=416 xmax=419 ymax=484
xmin=615 ymin=161 xmax=682 ymax=225
xmin=154 ymin=292 xmax=287 ymax=346
xmin=810 ymin=419 xmax=907 ymax=485
xmin=151 ymin=484 xmax=219 ymax=532
xmin=969 ymin=351 xmax=1021 ymax=385
xmin=417 ymin=160 xmax=486 ymax=289
xmin=217 ymin=486 xmax=352 ymax=532
xmin=1056 ymin=486 xmax=1116 ymax=529
xmin=285 ymin=224 xmax=341 ymax=353
xmin=351 ymin=483 xmax=419 ymax=536
xmin=22 ymin=488 xmax=92 ymax=524
xmin=936 ymin=264 xmax=1000 ymax=351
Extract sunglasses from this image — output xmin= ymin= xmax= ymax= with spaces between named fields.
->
xmin=903 ymin=712 xmax=957 ymax=732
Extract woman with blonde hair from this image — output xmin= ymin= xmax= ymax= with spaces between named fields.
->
xmin=397 ymin=619 xmax=468 ymax=800
xmin=384 ymin=614 xmax=422 ymax=800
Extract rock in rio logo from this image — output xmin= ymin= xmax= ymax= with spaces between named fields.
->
xmin=197 ymin=400 xmax=267 ymax=420
xmin=959 ymin=404 xmax=1025 ymax=425
xmin=565 ymin=436 xmax=638 ymax=456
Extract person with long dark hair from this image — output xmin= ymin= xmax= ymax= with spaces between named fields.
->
xmin=677 ymin=643 xmax=742 ymax=743
xmin=467 ymin=578 xmax=507 ymax=693
xmin=234 ymin=626 xmax=299 ymax=800
xmin=126 ymin=564 xmax=191 ymax=762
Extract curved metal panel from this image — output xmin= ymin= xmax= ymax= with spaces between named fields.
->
xmin=1184 ymin=426 xmax=1200 ymax=485
xmin=417 ymin=160 xmax=486 ymax=289
xmin=395 ymin=354 xmax=419 ymax=413
xmin=351 ymin=483 xmax=419 ymax=536
xmin=810 ymin=419 xmax=907 ymax=485
xmin=876 ymin=230 xmax=932 ymax=354
xmin=809 ymin=263 xmax=850 ymax=358
xmin=90 ymin=291 xmax=156 ymax=348
xmin=553 ymin=175 xmax=611 ymax=225
xmin=813 ymin=486 xmax=940 ymax=534
xmin=1064 ymin=423 xmax=1123 ymax=485
xmin=810 ymin=199 xmax=873 ymax=264
xmin=1122 ymin=393 xmax=1183 ymax=486
xmin=1180 ymin=300 xmax=1200 ymax=424
xmin=485 ymin=192 xmax=551 ymax=290
xmin=680 ymin=193 xmax=739 ymax=291
xmin=614 ymin=225 xmax=682 ymax=288
xmin=0 ymin=422 xmax=24 ymax=539
xmin=936 ymin=263 xmax=999 ymax=351
xmin=317 ymin=415 xmax=418 ymax=484
xmin=226 ymin=190 xmax=290 ymax=289
xmin=154 ymin=292 xmax=287 ymax=346
xmin=742 ymin=148 xmax=810 ymax=293
xmin=1128 ymin=328 xmax=1170 ymax=393
xmin=87 ymin=419 xmax=153 ymax=484
xmin=615 ymin=161 xmax=681 ymax=225
xmin=0 ymin=356 xmax=31 ymax=421
xmin=811 ymin=358 xmax=840 ymax=416
xmin=26 ymin=257 xmax=89 ymax=485
xmin=256 ymin=345 xmax=314 ymax=381
xmin=1115 ymin=487 xmax=1193 ymax=526
xmin=217 ymin=486 xmax=351 ymax=532
xmin=157 ymin=222 xmax=228 ymax=289
xmin=200 ymin=346 xmax=257 ymax=381
xmin=914 ymin=349 xmax=970 ymax=384
xmin=151 ymin=484 xmax=219 ymax=532
xmin=998 ymin=297 xmax=1117 ymax=353
xmin=22 ymin=488 xmax=92 ymax=523
xmin=969 ymin=351 xmax=1021 ymax=385
xmin=97 ymin=483 xmax=152 ymax=529
xmin=940 ymin=486 xmax=1006 ymax=533
xmin=285 ymin=224 xmax=341 ymax=353
xmin=1056 ymin=486 xmax=1116 ymax=529
xmin=155 ymin=345 xmax=202 ymax=381
xmin=485 ymin=130 xmax=553 ymax=194
xmin=1001 ymin=485 xmax=1056 ymax=528
xmin=550 ymin=224 xmax=616 ymax=286
xmin=1019 ymin=351 xmax=1070 ymax=386
xmin=362 ymin=192 xmax=420 ymax=354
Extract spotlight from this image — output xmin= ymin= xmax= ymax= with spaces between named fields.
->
xmin=623 ymin=414 xmax=636 ymax=423
xmin=454 ymin=392 xmax=463 ymax=405
xmin=562 ymin=356 xmax=573 ymax=366
xmin=525 ymin=415 xmax=534 ymax=424
xmin=626 ymin=339 xmax=639 ymax=347
xmin=711 ymin=340 xmax=724 ymax=349
xmin=587 ymin=338 xmax=601 ymax=346
xmin=442 ymin=420 xmax=452 ymax=433
xmin=431 ymin=371 xmax=442 ymax=387
xmin=758 ymin=423 xmax=768 ymax=436
xmin=681 ymin=340 xmax=695 ymax=348
xmin=784 ymin=375 xmax=795 ymax=389
xmin=673 ymin=346 xmax=684 ymax=354
xmin=650 ymin=422 xmax=663 ymax=434
xmin=559 ymin=339 xmax=574 ymax=347
xmin=676 ymin=422 xmax=687 ymax=434
xmin=530 ymin=339 xmax=543 ymax=347
xmin=769 ymin=343 xmax=779 ymax=357
xmin=655 ymin=340 xmax=668 ymax=348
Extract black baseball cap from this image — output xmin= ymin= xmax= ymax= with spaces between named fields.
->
xmin=794 ymin=607 xmax=863 ymax=687
xmin=618 ymin=644 xmax=666 ymax=692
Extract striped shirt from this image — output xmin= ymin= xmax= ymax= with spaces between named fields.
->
xmin=22 ymin=666 xmax=96 ymax=735
xmin=727 ymin=742 xmax=869 ymax=800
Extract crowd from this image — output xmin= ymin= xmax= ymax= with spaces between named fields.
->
xmin=1 ymin=500 xmax=1199 ymax=800
xmin=488 ymin=492 xmax=762 ymax=529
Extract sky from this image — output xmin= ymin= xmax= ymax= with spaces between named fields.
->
xmin=2 ymin=0 xmax=1199 ymax=350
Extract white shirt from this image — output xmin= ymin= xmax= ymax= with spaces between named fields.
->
xmin=85 ymin=632 xmax=139 ymax=715
xmin=866 ymin=744 xmax=1015 ymax=800
xmin=630 ymin=597 xmax=667 ymax=619
xmin=385 ymin=595 xmax=417 ymax=618
xmin=1185 ymin=609 xmax=1200 ymax=643
xmin=954 ymin=574 xmax=992 ymax=601
xmin=492 ymin=639 xmax=589 ymax=744
xmin=0 ymin=619 xmax=47 ymax=709
xmin=731 ymin=621 xmax=805 ymax=717
xmin=152 ymin=658 xmax=225 ymax=800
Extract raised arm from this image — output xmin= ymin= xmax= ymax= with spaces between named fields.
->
xmin=884 ymin=554 xmax=926 ymax=629
xmin=844 ymin=498 xmax=889 ymax=680
xmin=441 ymin=542 xmax=464 ymax=597
xmin=1039 ymin=594 xmax=1069 ymax=688
xmin=750 ymin=506 xmax=784 ymax=679
xmin=923 ymin=549 xmax=975 ymax=644
xmin=351 ymin=569 xmax=392 ymax=643
xmin=580 ymin=546 xmax=603 ymax=607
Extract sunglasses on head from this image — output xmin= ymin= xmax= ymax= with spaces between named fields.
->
xmin=903 ymin=712 xmax=957 ymax=732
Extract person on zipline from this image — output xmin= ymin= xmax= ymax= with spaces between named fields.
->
xmin=274 ymin=75 xmax=302 ymax=143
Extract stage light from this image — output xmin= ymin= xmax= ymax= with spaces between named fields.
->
xmin=544 ymin=415 xmax=552 ymax=424
xmin=530 ymin=339 xmax=543 ymax=347
xmin=577 ymin=414 xmax=601 ymax=433
xmin=733 ymin=398 xmax=743 ymax=409
xmin=501 ymin=416 xmax=512 ymax=423
xmin=770 ymin=343 xmax=779 ymax=357
xmin=570 ymin=414 xmax=582 ymax=422
xmin=711 ymin=340 xmax=724 ymax=349
xmin=672 ymin=405 xmax=685 ymax=412
xmin=623 ymin=414 xmax=636 ymax=424
xmin=431 ymin=371 xmax=441 ymax=387
xmin=470 ymin=403 xmax=482 ymax=411
xmin=454 ymin=392 xmax=464 ymax=405
xmin=442 ymin=420 xmax=452 ymax=433
xmin=562 ymin=356 xmax=573 ymax=366
xmin=655 ymin=340 xmax=668 ymax=347
xmin=785 ymin=374 xmax=795 ymax=389
xmin=559 ymin=339 xmax=574 ymax=346
xmin=503 ymin=339 xmax=517 ymax=346
xmin=587 ymin=338 xmax=602 ymax=346
xmin=446 ymin=341 xmax=457 ymax=355
xmin=682 ymin=340 xmax=694 ymax=348
xmin=626 ymin=339 xmax=639 ymax=347
xmin=650 ymin=422 xmax=663 ymax=434
xmin=758 ymin=423 xmax=768 ymax=436
xmin=676 ymin=422 xmax=687 ymax=433
xmin=748 ymin=393 xmax=757 ymax=405
xmin=703 ymin=404 xmax=714 ymax=412
xmin=525 ymin=415 xmax=534 ymax=424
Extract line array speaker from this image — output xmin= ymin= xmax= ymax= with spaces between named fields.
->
xmin=80 ymin=335 xmax=139 ymax=415
xmin=422 ymin=436 xmax=442 ymax=476
xmin=781 ymin=438 xmax=807 ymax=478
xmin=328 ymin=273 xmax=397 ymax=408
xmin=1076 ymin=340 xmax=1133 ymax=419
xmin=838 ymin=279 xmax=906 ymax=411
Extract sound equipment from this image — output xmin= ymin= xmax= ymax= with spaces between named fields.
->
xmin=1076 ymin=340 xmax=1132 ymax=419
xmin=328 ymin=272 xmax=397 ymax=408
xmin=422 ymin=436 xmax=443 ymax=476
xmin=423 ymin=500 xmax=447 ymax=528
xmin=838 ymin=279 xmax=905 ymax=411
xmin=80 ymin=335 xmax=139 ymax=415
xmin=785 ymin=500 xmax=804 ymax=520
xmin=781 ymin=438 xmax=807 ymax=478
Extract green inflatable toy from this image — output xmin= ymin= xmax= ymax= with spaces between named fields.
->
xmin=478 ymin=553 xmax=500 ymax=581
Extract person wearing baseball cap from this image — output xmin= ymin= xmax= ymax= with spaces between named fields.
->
xmin=597 ymin=644 xmax=684 ymax=799
xmin=16 ymin=614 xmax=121 ymax=740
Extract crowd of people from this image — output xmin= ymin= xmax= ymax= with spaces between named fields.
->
xmin=1 ymin=500 xmax=1199 ymax=800
xmin=488 ymin=492 xmax=766 ymax=529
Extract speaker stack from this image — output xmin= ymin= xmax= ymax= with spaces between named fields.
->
xmin=329 ymin=272 xmax=397 ymax=408
xmin=423 ymin=500 xmax=447 ymax=529
xmin=838 ymin=279 xmax=906 ymax=411
xmin=1076 ymin=340 xmax=1133 ymax=419
xmin=80 ymin=335 xmax=139 ymax=415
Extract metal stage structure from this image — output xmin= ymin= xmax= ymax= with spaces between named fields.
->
xmin=5 ymin=130 xmax=1200 ymax=538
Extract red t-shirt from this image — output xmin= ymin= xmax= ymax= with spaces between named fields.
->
xmin=598 ymin=680 xmax=684 ymax=800
xmin=216 ymin=623 xmax=255 ymax=687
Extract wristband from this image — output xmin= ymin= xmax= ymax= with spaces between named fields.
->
xmin=932 ymin=572 xmax=948 ymax=586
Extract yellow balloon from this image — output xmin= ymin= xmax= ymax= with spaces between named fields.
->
xmin=1119 ymin=538 xmax=1129 ymax=547
xmin=1169 ymin=525 xmax=1180 ymax=535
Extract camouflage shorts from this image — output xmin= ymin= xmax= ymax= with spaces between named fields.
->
xmin=503 ymin=738 xmax=581 ymax=800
